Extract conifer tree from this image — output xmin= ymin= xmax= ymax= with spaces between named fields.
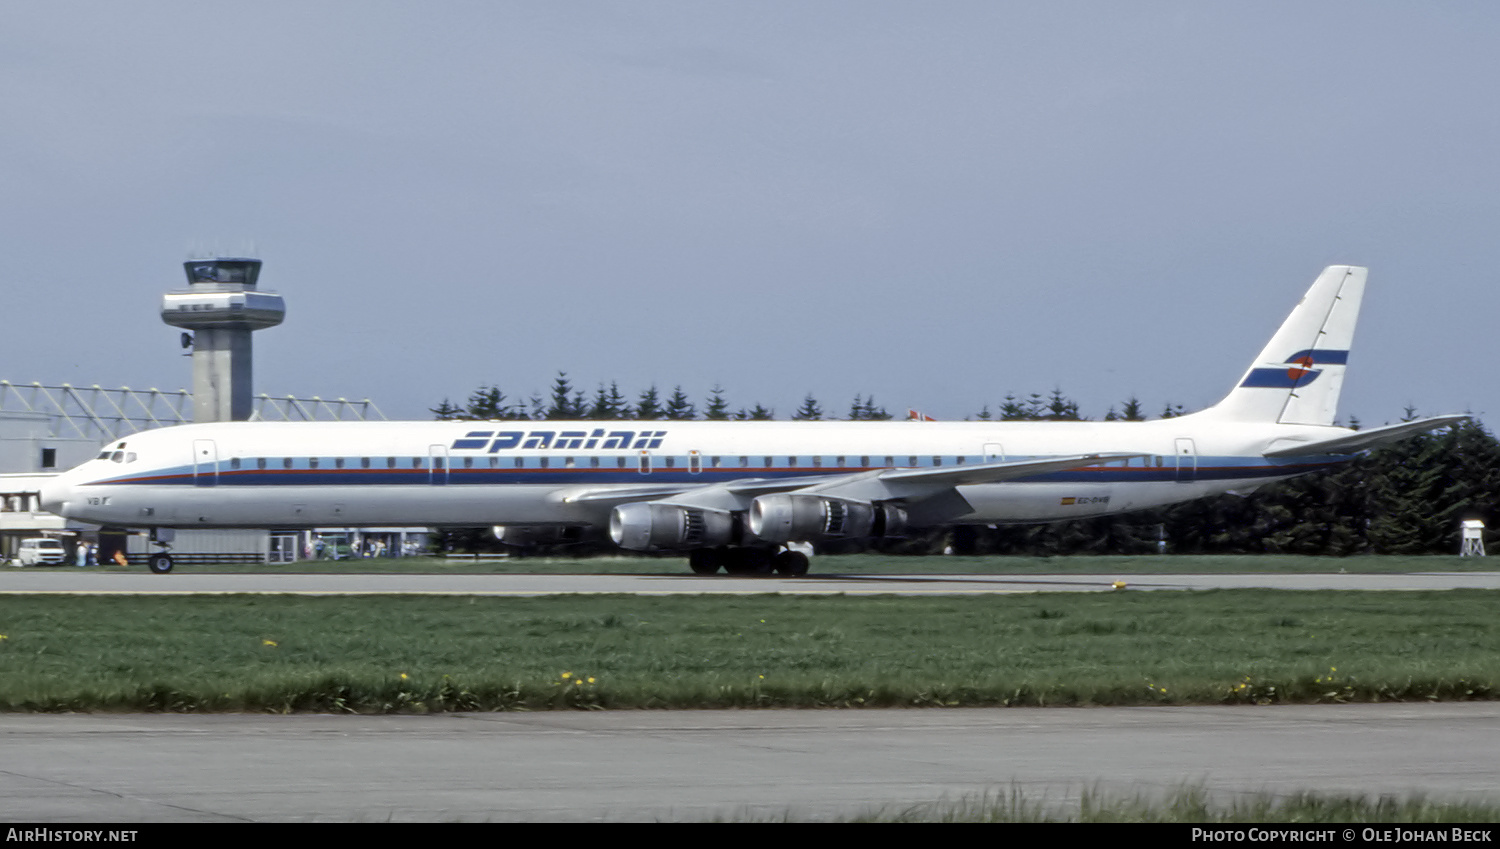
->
xmin=466 ymin=385 xmax=512 ymax=420
xmin=545 ymin=372 xmax=584 ymax=419
xmin=430 ymin=399 xmax=463 ymax=420
xmin=792 ymin=393 xmax=824 ymax=421
xmin=587 ymin=382 xmax=628 ymax=420
xmin=664 ymin=386 xmax=697 ymax=420
xmin=634 ymin=385 xmax=662 ymax=420
xmin=704 ymin=385 xmax=731 ymax=420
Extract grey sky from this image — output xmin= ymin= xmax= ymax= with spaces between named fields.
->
xmin=3 ymin=2 xmax=1496 ymax=425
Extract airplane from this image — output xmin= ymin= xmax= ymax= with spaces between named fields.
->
xmin=40 ymin=265 xmax=1466 ymax=575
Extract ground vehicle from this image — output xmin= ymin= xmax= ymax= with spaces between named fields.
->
xmin=17 ymin=537 xmax=67 ymax=566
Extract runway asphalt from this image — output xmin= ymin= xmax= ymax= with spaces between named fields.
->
xmin=3 ymin=703 xmax=1497 ymax=822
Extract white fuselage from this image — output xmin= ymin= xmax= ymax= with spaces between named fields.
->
xmin=41 ymin=414 xmax=1350 ymax=532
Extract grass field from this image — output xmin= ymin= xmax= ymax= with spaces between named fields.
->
xmin=843 ymin=787 xmax=1500 ymax=823
xmin=44 ymin=552 xmax=1500 ymax=574
xmin=2 ymin=589 xmax=1496 ymax=712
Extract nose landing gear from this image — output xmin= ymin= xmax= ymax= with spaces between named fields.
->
xmin=148 ymin=529 xmax=175 ymax=574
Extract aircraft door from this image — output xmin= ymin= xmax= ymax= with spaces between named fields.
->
xmin=1174 ymin=438 xmax=1197 ymax=483
xmin=429 ymin=445 xmax=449 ymax=486
xmin=192 ymin=439 xmax=218 ymax=487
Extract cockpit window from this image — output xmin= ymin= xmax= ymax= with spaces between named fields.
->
xmin=96 ymin=452 xmax=111 ymax=461
xmin=126 ymin=452 xmax=137 ymax=463
xmin=111 ymin=451 xmax=125 ymax=463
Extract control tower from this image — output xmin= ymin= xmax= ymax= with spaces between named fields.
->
xmin=161 ymin=258 xmax=285 ymax=422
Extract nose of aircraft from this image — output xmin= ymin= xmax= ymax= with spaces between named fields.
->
xmin=39 ymin=476 xmax=71 ymax=516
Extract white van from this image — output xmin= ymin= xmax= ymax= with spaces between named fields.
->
xmin=17 ymin=538 xmax=67 ymax=566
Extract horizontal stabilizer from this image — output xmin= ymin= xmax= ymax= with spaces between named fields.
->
xmin=1263 ymin=415 xmax=1470 ymax=458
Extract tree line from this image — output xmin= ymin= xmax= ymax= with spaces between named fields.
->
xmin=431 ymin=373 xmax=1184 ymax=423
xmin=432 ymin=376 xmax=1496 ymax=556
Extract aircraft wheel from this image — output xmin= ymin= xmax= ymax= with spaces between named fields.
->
xmin=774 ymin=550 xmax=810 ymax=576
xmin=688 ymin=549 xmax=721 ymax=575
xmin=148 ymin=554 xmax=174 ymax=574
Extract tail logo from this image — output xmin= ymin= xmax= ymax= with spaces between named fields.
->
xmin=1240 ymin=349 xmax=1349 ymax=389
xmin=1285 ymin=354 xmax=1317 ymax=382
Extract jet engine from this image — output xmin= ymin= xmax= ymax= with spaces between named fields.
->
xmin=609 ymin=503 xmax=735 ymax=551
xmin=748 ymin=494 xmax=907 ymax=543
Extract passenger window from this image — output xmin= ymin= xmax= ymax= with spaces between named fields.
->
xmin=309 ymin=458 xmax=319 ymax=469
xmin=284 ymin=458 xmax=293 ymax=469
xmin=257 ymin=458 xmax=267 ymax=470
xmin=387 ymin=457 xmax=396 ymax=468
xmin=230 ymin=458 xmax=241 ymax=470
xmin=335 ymin=458 xmax=345 ymax=469
xmin=361 ymin=458 xmax=371 ymax=469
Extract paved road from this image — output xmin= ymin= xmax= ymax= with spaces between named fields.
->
xmin=5 ymin=570 xmax=1500 ymax=595
xmin=2 ymin=704 xmax=1496 ymax=822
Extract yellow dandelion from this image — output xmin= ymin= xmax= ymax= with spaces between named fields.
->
xmin=262 ymin=639 xmax=277 ymax=647
xmin=561 ymin=671 xmax=572 ymax=679
xmin=588 ymin=677 xmax=596 ymax=684
xmin=400 ymin=672 xmax=409 ymax=680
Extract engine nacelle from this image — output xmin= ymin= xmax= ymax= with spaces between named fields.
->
xmin=609 ymin=503 xmax=735 ymax=551
xmin=748 ymin=495 xmax=908 ymax=543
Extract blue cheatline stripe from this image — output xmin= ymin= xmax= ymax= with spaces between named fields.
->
xmin=92 ymin=455 xmax=1352 ymax=488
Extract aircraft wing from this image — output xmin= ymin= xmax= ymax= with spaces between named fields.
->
xmin=561 ymin=475 xmax=849 ymax=506
xmin=560 ymin=454 xmax=1144 ymax=516
xmin=1263 ymin=415 xmax=1470 ymax=458
xmin=871 ymin=453 xmax=1147 ymax=487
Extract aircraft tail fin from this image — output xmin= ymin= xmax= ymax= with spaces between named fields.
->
xmin=1200 ymin=265 xmax=1366 ymax=426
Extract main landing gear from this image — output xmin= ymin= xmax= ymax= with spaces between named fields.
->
xmin=687 ymin=546 xmax=810 ymax=577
